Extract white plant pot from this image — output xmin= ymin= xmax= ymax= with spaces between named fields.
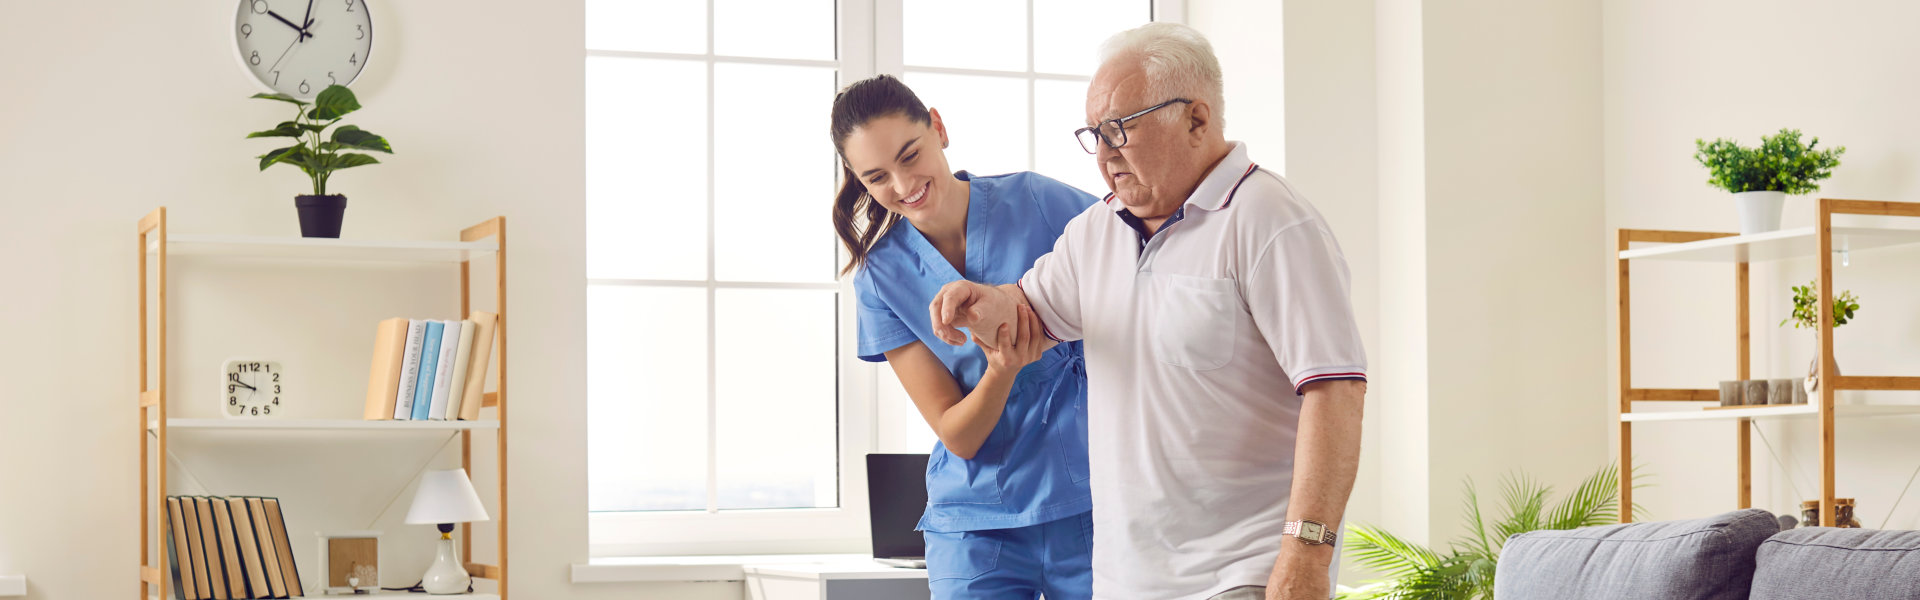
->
xmin=1734 ymin=190 xmax=1787 ymax=234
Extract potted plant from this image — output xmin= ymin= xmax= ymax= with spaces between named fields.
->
xmin=247 ymin=85 xmax=393 ymax=238
xmin=1339 ymin=464 xmax=1639 ymax=599
xmin=1782 ymin=280 xmax=1860 ymax=394
xmin=1693 ymin=128 xmax=1844 ymax=235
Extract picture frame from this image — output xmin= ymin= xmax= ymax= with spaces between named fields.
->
xmin=316 ymin=530 xmax=383 ymax=595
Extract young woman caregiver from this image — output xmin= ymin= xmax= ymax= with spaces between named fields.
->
xmin=831 ymin=74 xmax=1098 ymax=599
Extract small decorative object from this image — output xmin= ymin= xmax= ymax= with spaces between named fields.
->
xmin=1743 ymin=380 xmax=1769 ymax=408
xmin=1782 ymin=281 xmax=1860 ymax=397
xmin=405 ymin=468 xmax=491 ymax=595
xmin=1719 ymin=380 xmax=1744 ymax=407
xmin=1776 ymin=513 xmax=1799 ymax=531
xmin=317 ymin=530 xmax=381 ymax=595
xmin=247 ymin=84 xmax=394 ymax=238
xmin=1793 ymin=380 xmax=1809 ymax=404
xmin=1694 ymin=128 xmax=1845 ymax=234
xmin=222 ymin=358 xmax=285 ymax=418
xmin=231 ymin=0 xmax=375 ymax=100
xmin=1768 ymin=379 xmax=1795 ymax=405
xmin=1800 ymin=498 xmax=1863 ymax=528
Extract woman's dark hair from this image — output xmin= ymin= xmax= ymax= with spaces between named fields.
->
xmin=831 ymin=74 xmax=931 ymax=276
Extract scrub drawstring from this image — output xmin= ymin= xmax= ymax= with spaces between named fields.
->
xmin=1040 ymin=350 xmax=1085 ymax=425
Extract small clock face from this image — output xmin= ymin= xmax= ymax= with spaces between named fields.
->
xmin=223 ymin=359 xmax=285 ymax=418
xmin=234 ymin=0 xmax=373 ymax=99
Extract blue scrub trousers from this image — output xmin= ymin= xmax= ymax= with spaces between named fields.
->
xmin=924 ymin=511 xmax=1093 ymax=600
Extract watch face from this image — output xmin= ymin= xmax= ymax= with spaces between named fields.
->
xmin=223 ymin=360 xmax=284 ymax=418
xmin=234 ymin=0 xmax=373 ymax=99
xmin=1300 ymin=521 xmax=1325 ymax=542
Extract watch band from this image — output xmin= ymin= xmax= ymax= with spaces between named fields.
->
xmin=1284 ymin=519 xmax=1338 ymax=545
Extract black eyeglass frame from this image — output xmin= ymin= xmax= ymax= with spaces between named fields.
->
xmin=1073 ymin=98 xmax=1193 ymax=154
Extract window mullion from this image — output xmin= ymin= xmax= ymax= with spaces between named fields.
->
xmin=704 ymin=0 xmax=720 ymax=516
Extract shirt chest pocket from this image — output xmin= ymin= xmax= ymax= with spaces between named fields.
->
xmin=1146 ymin=273 xmax=1241 ymax=370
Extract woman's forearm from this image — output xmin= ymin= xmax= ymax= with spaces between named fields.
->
xmin=935 ymin=366 xmax=1018 ymax=460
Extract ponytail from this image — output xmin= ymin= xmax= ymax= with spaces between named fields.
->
xmin=830 ymin=74 xmax=930 ymax=276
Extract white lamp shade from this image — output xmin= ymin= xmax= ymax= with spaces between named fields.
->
xmin=405 ymin=468 xmax=491 ymax=525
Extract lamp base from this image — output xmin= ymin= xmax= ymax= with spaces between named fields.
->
xmin=421 ymin=534 xmax=471 ymax=595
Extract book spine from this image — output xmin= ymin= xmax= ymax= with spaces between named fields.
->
xmin=394 ymin=319 xmax=427 ymax=420
xmin=411 ymin=320 xmax=445 ymax=421
xmin=457 ymin=312 xmax=499 ymax=421
xmin=427 ymin=320 xmax=461 ymax=420
xmin=363 ymin=317 xmax=407 ymax=420
xmin=443 ymin=320 xmax=476 ymax=420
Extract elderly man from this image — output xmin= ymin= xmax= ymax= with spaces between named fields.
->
xmin=927 ymin=22 xmax=1367 ymax=600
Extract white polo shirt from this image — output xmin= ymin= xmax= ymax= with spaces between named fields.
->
xmin=1019 ymin=142 xmax=1366 ymax=599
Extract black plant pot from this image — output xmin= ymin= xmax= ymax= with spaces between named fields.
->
xmin=295 ymin=194 xmax=348 ymax=238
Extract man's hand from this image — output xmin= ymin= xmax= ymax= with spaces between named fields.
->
xmin=928 ymin=280 xmax=1018 ymax=348
xmin=1264 ymin=544 xmax=1333 ymax=600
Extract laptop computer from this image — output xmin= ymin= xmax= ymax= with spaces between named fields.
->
xmin=866 ymin=453 xmax=930 ymax=569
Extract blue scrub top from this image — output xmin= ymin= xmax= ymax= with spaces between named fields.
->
xmin=854 ymin=171 xmax=1099 ymax=533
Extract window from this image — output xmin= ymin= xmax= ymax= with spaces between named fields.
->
xmin=587 ymin=0 xmax=1161 ymax=556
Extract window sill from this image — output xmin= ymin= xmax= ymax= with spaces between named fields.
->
xmin=571 ymin=554 xmax=870 ymax=584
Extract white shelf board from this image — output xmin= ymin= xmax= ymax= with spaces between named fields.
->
xmin=1618 ymin=226 xmax=1920 ymax=263
xmin=1622 ymin=403 xmax=1920 ymax=422
xmin=0 ymin=575 xmax=23 ymax=597
xmin=149 ymin=234 xmax=496 ymax=263
xmin=149 ymin=418 xmax=500 ymax=431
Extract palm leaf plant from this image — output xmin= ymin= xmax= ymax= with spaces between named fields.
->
xmin=1338 ymin=464 xmax=1647 ymax=600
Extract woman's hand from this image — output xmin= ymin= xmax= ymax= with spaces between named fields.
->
xmin=975 ymin=304 xmax=1045 ymax=376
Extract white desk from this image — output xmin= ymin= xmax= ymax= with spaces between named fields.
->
xmin=742 ymin=559 xmax=929 ymax=600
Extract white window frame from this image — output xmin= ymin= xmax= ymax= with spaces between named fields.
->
xmin=588 ymin=0 xmax=1182 ymax=558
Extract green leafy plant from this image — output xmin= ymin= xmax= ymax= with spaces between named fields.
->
xmin=1782 ymin=281 xmax=1860 ymax=330
xmin=1338 ymin=464 xmax=1645 ymax=600
xmin=1693 ymin=128 xmax=1844 ymax=195
xmin=247 ymin=85 xmax=393 ymax=196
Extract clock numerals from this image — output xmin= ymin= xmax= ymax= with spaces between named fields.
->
xmin=250 ymin=51 xmax=262 ymax=66
xmin=349 ymin=53 xmax=358 ymax=66
xmin=356 ymin=24 xmax=366 ymax=40
xmin=327 ymin=72 xmax=337 ymax=86
xmin=272 ymin=70 xmax=280 ymax=85
xmin=240 ymin=23 xmax=252 ymax=38
xmin=229 ymin=396 xmax=238 ymax=406
xmin=273 ymin=373 xmax=281 ymax=382
xmin=299 ymin=80 xmax=311 ymax=95
xmin=251 ymin=0 xmax=268 ymax=15
xmin=345 ymin=0 xmax=355 ymax=12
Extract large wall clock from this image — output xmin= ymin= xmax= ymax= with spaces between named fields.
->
xmin=234 ymin=0 xmax=373 ymax=99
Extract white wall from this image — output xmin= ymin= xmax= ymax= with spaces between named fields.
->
xmin=0 ymin=1 xmax=728 ymax=598
xmin=1604 ymin=0 xmax=1920 ymax=529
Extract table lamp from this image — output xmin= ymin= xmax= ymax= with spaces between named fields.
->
xmin=404 ymin=468 xmax=491 ymax=595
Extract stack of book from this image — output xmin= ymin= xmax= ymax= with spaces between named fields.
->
xmin=363 ymin=312 xmax=498 ymax=421
xmin=164 ymin=496 xmax=303 ymax=599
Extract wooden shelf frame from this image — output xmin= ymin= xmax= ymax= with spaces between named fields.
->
xmin=137 ymin=209 xmax=510 ymax=599
xmin=1615 ymin=198 xmax=1920 ymax=527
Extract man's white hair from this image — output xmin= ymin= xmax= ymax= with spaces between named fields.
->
xmin=1096 ymin=22 xmax=1224 ymax=126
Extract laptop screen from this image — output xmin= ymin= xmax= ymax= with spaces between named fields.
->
xmin=865 ymin=453 xmax=929 ymax=559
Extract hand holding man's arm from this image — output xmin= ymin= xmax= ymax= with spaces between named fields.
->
xmin=1267 ymin=379 xmax=1365 ymax=600
xmin=929 ymin=281 xmax=1031 ymax=347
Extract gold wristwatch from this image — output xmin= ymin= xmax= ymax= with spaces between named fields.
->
xmin=1284 ymin=519 xmax=1336 ymax=545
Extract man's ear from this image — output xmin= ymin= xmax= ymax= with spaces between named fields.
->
xmin=929 ymin=107 xmax=951 ymax=149
xmin=1186 ymin=99 xmax=1214 ymax=146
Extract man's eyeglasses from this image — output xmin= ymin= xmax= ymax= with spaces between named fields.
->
xmin=1073 ymin=98 xmax=1193 ymax=154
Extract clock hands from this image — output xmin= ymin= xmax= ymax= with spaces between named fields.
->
xmin=267 ymin=33 xmax=302 ymax=75
xmin=232 ymin=379 xmax=258 ymax=392
xmin=302 ymin=0 xmax=316 ymax=41
xmin=267 ymin=10 xmax=313 ymax=41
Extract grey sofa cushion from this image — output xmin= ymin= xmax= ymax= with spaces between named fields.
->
xmin=1492 ymin=509 xmax=1779 ymax=600
xmin=1750 ymin=527 xmax=1920 ymax=600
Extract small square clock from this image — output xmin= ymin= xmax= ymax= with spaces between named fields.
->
xmin=222 ymin=358 xmax=285 ymax=418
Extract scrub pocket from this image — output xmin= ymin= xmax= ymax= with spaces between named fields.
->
xmin=1148 ymin=273 xmax=1240 ymax=370
xmin=926 ymin=447 xmax=1004 ymax=505
xmin=924 ymin=530 xmax=1003 ymax=581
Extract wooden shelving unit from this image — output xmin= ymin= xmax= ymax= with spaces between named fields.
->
xmin=1616 ymin=198 xmax=1920 ymax=527
xmin=137 ymin=208 xmax=510 ymax=599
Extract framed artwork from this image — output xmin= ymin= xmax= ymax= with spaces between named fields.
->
xmin=316 ymin=530 xmax=382 ymax=594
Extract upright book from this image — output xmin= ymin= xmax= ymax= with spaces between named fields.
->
xmin=457 ymin=311 xmax=500 ymax=421
xmin=410 ymin=320 xmax=446 ymax=421
xmin=166 ymin=497 xmax=196 ymax=600
xmin=426 ymin=319 xmax=463 ymax=420
xmin=225 ymin=497 xmax=271 ymax=598
xmin=442 ymin=320 xmax=477 ymax=420
xmin=245 ymin=498 xmax=290 ymax=598
xmin=393 ymin=319 xmax=428 ymax=420
xmin=192 ymin=497 xmax=232 ymax=600
xmin=362 ymin=317 xmax=409 ymax=420
xmin=179 ymin=496 xmax=213 ymax=599
xmin=210 ymin=498 xmax=250 ymax=599
xmin=262 ymin=498 xmax=304 ymax=597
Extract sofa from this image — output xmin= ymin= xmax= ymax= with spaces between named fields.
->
xmin=1494 ymin=508 xmax=1920 ymax=599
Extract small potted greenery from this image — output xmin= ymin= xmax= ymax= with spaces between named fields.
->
xmin=1693 ymin=128 xmax=1844 ymax=235
xmin=247 ymin=85 xmax=393 ymax=238
xmin=1782 ymin=280 xmax=1860 ymax=394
